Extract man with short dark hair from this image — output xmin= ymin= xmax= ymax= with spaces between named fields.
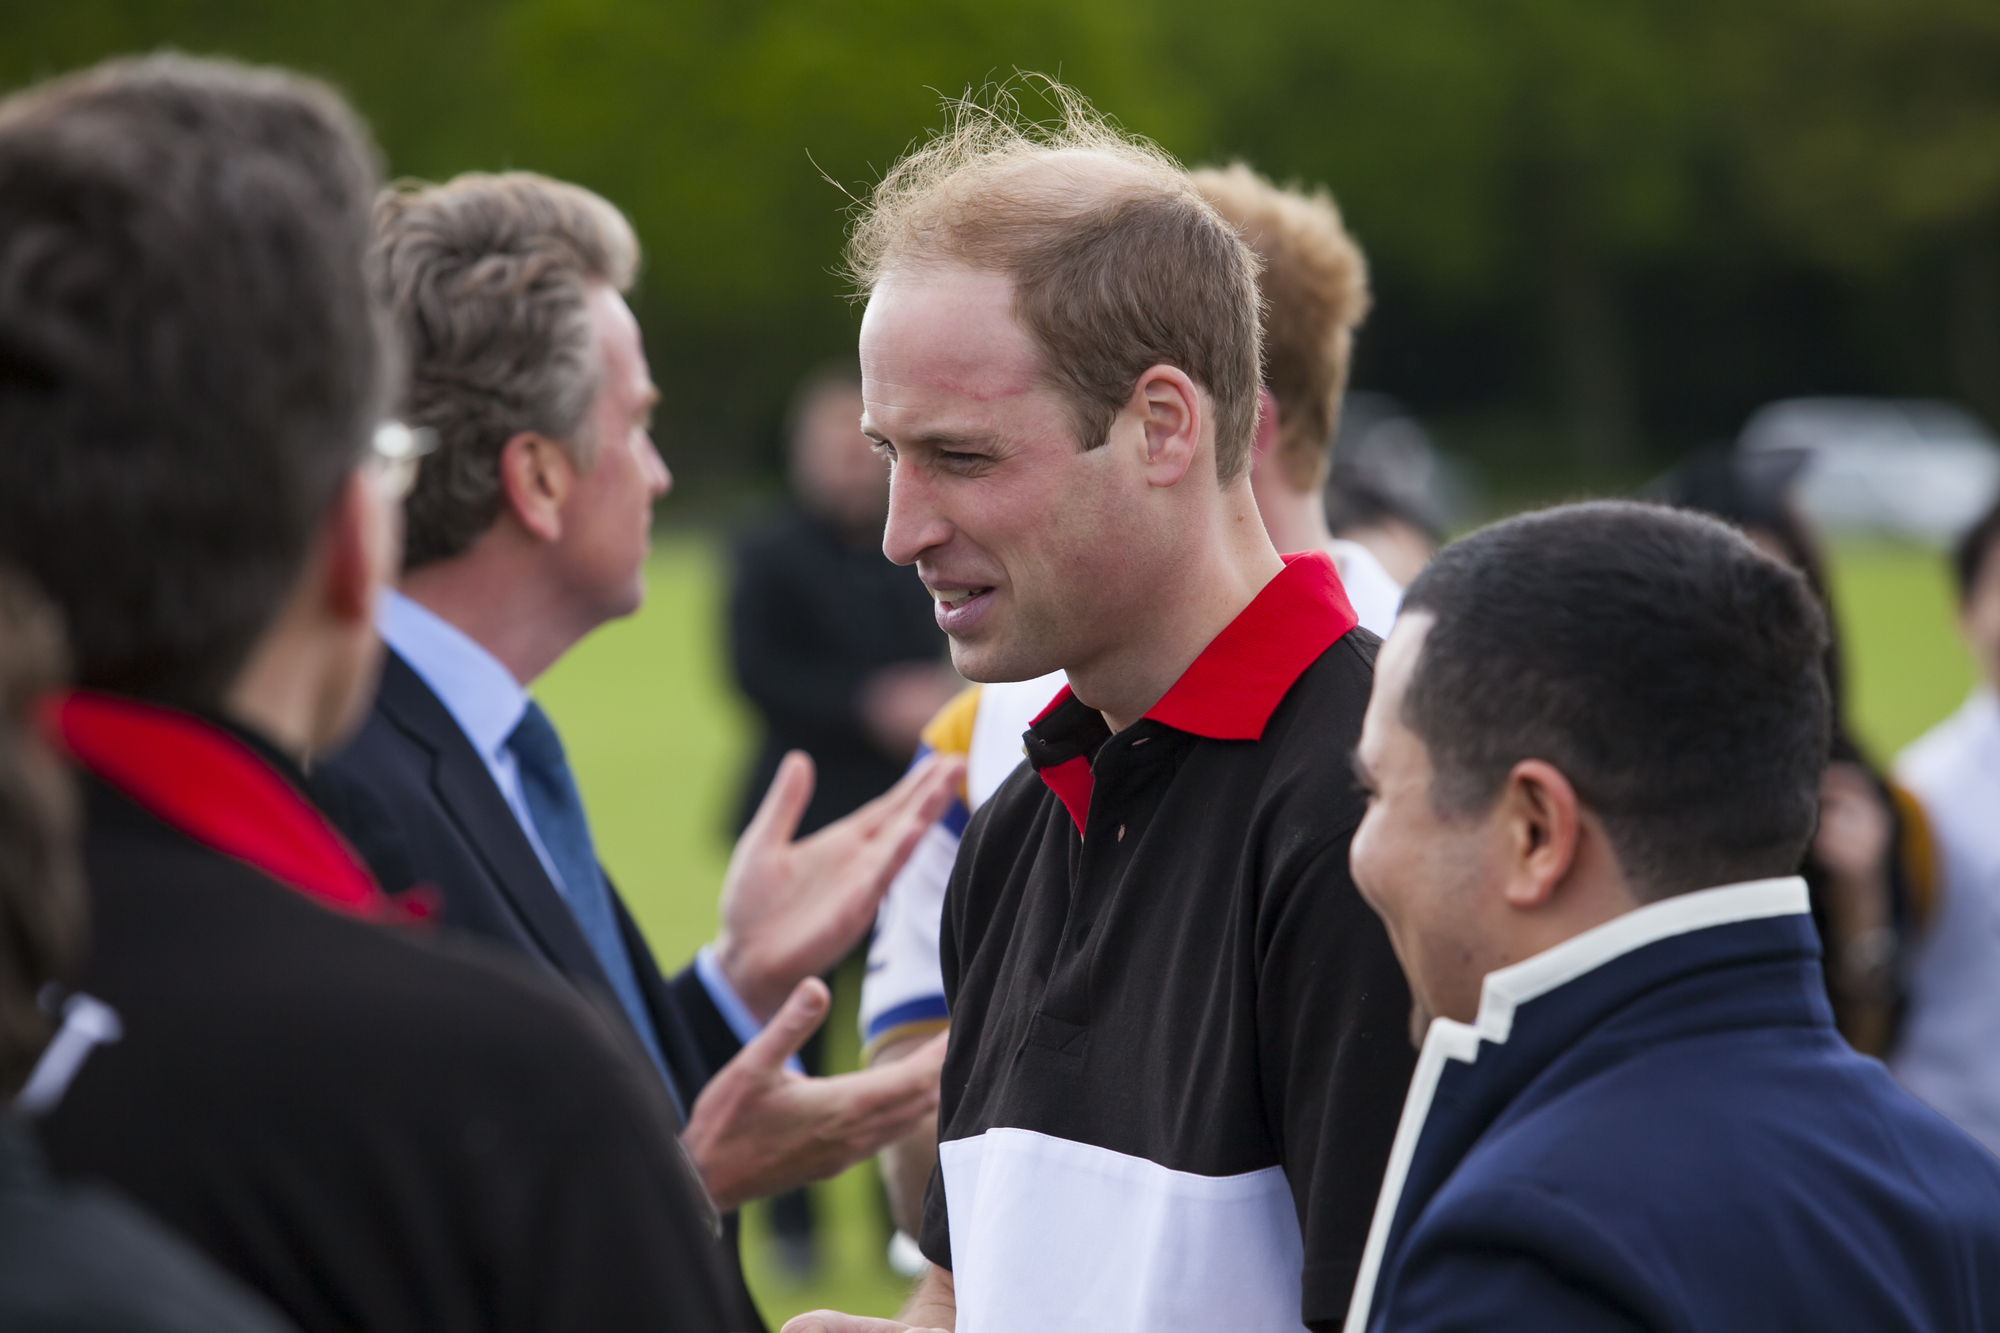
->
xmin=1892 ymin=491 xmax=2000 ymax=1152
xmin=1343 ymin=501 xmax=2000 ymax=1331
xmin=0 ymin=54 xmax=750 ymax=1332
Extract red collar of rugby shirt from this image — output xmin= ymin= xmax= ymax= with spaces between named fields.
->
xmin=1030 ymin=549 xmax=1359 ymax=833
xmin=46 ymin=690 xmax=431 ymax=925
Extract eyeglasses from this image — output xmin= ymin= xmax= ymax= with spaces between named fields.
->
xmin=371 ymin=421 xmax=437 ymax=502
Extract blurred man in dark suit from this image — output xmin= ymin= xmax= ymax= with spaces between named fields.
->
xmin=731 ymin=366 xmax=959 ymax=839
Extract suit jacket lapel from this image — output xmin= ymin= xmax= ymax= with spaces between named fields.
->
xmin=375 ymin=652 xmax=620 ymax=996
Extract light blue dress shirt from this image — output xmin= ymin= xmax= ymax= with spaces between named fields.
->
xmin=376 ymin=590 xmax=768 ymax=1050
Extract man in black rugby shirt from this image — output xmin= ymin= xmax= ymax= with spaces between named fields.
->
xmin=790 ymin=88 xmax=1416 ymax=1333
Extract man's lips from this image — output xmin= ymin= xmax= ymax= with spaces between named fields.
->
xmin=925 ymin=583 xmax=996 ymax=631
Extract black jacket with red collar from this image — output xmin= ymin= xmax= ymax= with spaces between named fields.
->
xmin=919 ymin=552 xmax=1416 ymax=1333
xmin=34 ymin=694 xmax=749 ymax=1333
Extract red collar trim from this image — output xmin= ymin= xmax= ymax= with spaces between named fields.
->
xmin=1145 ymin=550 xmax=1356 ymax=741
xmin=1029 ymin=550 xmax=1358 ymax=832
xmin=47 ymin=691 xmax=428 ymax=925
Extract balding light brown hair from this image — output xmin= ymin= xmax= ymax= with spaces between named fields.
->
xmin=372 ymin=172 xmax=639 ymax=569
xmin=846 ymin=83 xmax=1264 ymax=482
xmin=1193 ymin=165 xmax=1371 ymax=494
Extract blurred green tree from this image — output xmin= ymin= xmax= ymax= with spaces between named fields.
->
xmin=1700 ymin=0 xmax=2000 ymax=425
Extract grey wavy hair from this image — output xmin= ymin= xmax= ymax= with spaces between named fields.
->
xmin=371 ymin=172 xmax=639 ymax=569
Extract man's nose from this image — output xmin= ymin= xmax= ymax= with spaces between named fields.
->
xmin=882 ymin=463 xmax=949 ymax=567
xmin=646 ymin=437 xmax=672 ymax=499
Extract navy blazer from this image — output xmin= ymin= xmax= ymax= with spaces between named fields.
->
xmin=1348 ymin=878 xmax=2000 ymax=1333
xmin=312 ymin=651 xmax=743 ymax=1117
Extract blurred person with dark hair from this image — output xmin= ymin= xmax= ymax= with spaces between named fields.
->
xmin=1890 ymin=493 xmax=2000 ymax=1152
xmin=1323 ymin=396 xmax=1449 ymax=587
xmin=0 ymin=54 xmax=752 ymax=1331
xmin=727 ymin=363 xmax=957 ymax=1275
xmin=0 ymin=570 xmax=296 ymax=1333
xmin=1654 ymin=445 xmax=1925 ymax=1055
xmin=1323 ymin=471 xmax=1441 ymax=588
xmin=1345 ymin=501 xmax=2000 ymax=1332
xmin=732 ymin=365 xmax=959 ymax=839
xmin=312 ymin=172 xmax=958 ymax=1305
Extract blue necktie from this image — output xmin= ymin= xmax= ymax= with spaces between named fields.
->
xmin=508 ymin=700 xmax=681 ymax=1114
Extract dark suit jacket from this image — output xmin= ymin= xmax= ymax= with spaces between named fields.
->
xmin=311 ymin=651 xmax=764 ymax=1324
xmin=1357 ymin=905 xmax=2000 ymax=1332
xmin=728 ymin=503 xmax=946 ymax=834
xmin=314 ymin=651 xmax=743 ymax=1108
xmin=46 ymin=729 xmax=746 ymax=1333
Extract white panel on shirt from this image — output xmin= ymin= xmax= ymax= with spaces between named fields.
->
xmin=941 ymin=1128 xmax=1307 ymax=1333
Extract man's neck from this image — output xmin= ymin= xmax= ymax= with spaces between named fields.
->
xmin=1249 ymin=460 xmax=1335 ymax=557
xmin=1068 ymin=485 xmax=1286 ymax=734
xmin=398 ymin=540 xmax=596 ymax=687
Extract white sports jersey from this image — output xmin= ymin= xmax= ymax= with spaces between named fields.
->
xmin=1892 ymin=689 xmax=2000 ymax=1154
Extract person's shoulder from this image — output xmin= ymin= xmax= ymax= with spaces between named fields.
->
xmin=1244 ymin=630 xmax=1377 ymax=823
xmin=1326 ymin=537 xmax=1404 ymax=639
xmin=1896 ymin=691 xmax=1998 ymax=795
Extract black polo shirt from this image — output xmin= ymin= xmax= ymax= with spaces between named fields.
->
xmin=922 ymin=552 xmax=1416 ymax=1332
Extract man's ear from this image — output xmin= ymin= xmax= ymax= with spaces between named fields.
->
xmin=1497 ymin=759 xmax=1581 ymax=909
xmin=321 ymin=470 xmax=382 ymax=626
xmin=498 ymin=431 xmax=578 ymax=543
xmin=1128 ymin=363 xmax=1204 ymax=490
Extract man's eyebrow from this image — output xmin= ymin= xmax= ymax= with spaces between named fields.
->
xmin=861 ymin=422 xmax=1002 ymax=451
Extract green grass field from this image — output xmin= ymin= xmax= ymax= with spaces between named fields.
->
xmin=531 ymin=531 xmax=1980 ymax=1327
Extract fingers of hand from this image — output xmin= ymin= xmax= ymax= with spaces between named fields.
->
xmin=748 ymin=750 xmax=816 ymax=850
xmin=781 ymin=1314 xmax=916 ymax=1333
xmin=745 ymin=976 xmax=830 ymax=1069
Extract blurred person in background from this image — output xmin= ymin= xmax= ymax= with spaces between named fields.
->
xmin=1323 ymin=470 xmax=1442 ymax=588
xmin=0 ymin=55 xmax=753 ymax=1331
xmin=732 ymin=364 xmax=959 ymax=838
xmin=1891 ymin=495 xmax=2000 ymax=1153
xmin=727 ymin=364 xmax=958 ymax=1277
xmin=858 ymin=163 xmax=1404 ymax=1264
xmin=1655 ymin=445 xmax=1929 ymax=1057
xmin=312 ymin=171 xmax=957 ymax=1315
xmin=0 ymin=569 xmax=295 ymax=1333
xmin=1197 ymin=165 xmax=1403 ymax=630
xmin=1323 ymin=394 xmax=1450 ymax=587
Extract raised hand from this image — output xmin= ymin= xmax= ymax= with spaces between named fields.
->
xmin=713 ymin=748 xmax=962 ymax=1022
xmin=781 ymin=1316 xmax=946 ymax=1333
xmin=681 ymin=976 xmax=948 ymax=1210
